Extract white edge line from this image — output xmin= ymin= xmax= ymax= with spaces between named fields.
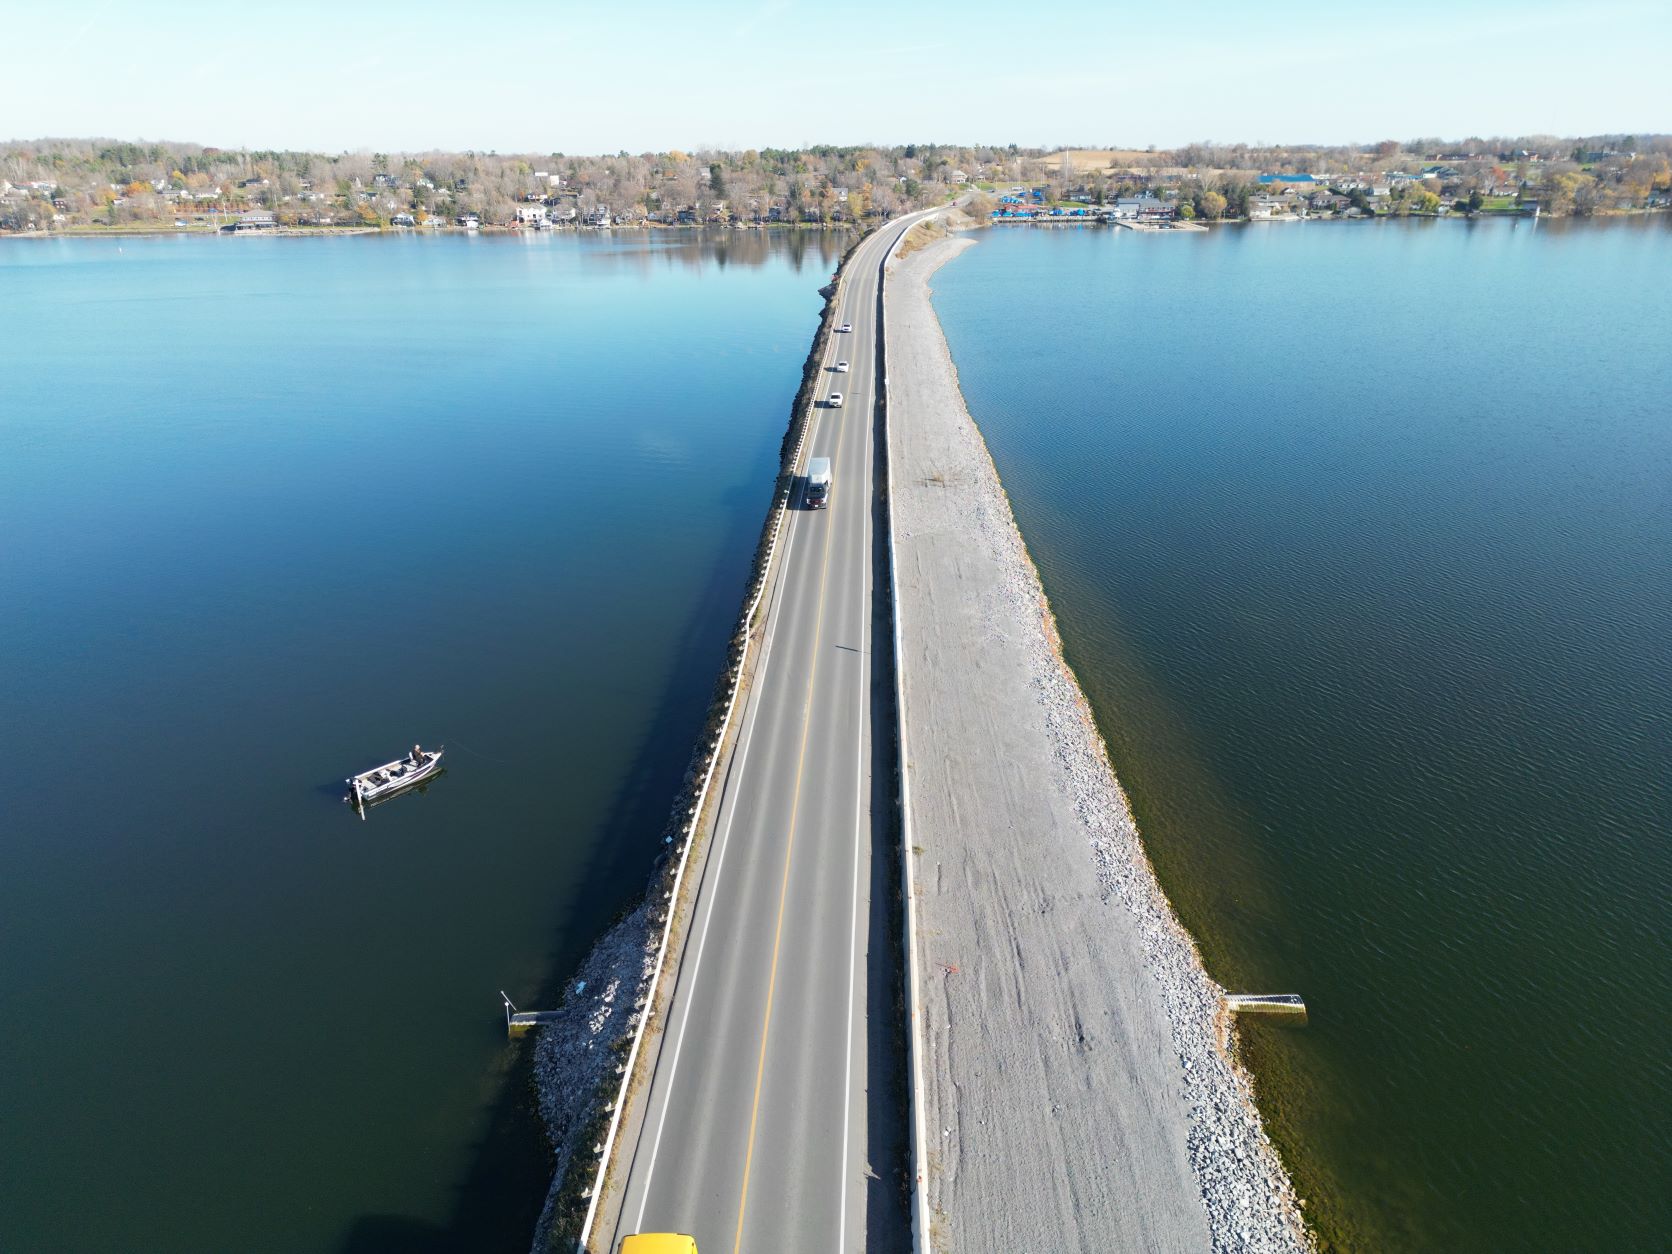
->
xmin=631 ymin=455 xmax=807 ymax=1233
xmin=633 ymin=258 xmax=850 ymax=1225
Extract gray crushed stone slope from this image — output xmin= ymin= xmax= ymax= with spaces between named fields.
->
xmin=530 ymin=903 xmax=657 ymax=1249
xmin=886 ymin=234 xmax=1309 ymax=1254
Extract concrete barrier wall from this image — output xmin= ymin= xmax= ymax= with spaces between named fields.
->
xmin=876 ymin=211 xmax=937 ymax=1254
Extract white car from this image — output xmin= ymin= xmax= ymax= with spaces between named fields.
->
xmin=828 ymin=392 xmax=844 ymax=407
xmin=839 ymin=322 xmax=852 ymax=333
xmin=835 ymin=361 xmax=850 ymax=373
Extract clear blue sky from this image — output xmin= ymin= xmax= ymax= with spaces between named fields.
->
xmin=5 ymin=0 xmax=1666 ymax=153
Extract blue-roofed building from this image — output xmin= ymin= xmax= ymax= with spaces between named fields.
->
xmin=1258 ymin=173 xmax=1318 ymax=185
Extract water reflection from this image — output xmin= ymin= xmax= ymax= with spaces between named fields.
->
xmin=0 ymin=230 xmax=836 ymax=1253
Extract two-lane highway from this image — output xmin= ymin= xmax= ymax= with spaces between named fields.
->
xmin=605 ymin=214 xmax=925 ymax=1254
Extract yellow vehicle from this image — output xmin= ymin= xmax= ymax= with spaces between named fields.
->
xmin=620 ymin=1237 xmax=697 ymax=1254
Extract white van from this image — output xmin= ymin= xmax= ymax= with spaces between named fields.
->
xmin=806 ymin=457 xmax=832 ymax=509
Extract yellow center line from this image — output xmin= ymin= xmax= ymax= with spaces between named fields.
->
xmin=731 ymin=313 xmax=855 ymax=1254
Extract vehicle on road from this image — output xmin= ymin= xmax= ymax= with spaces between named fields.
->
xmin=838 ymin=322 xmax=852 ymax=333
xmin=827 ymin=392 xmax=843 ymax=407
xmin=620 ymin=1237 xmax=697 ymax=1254
xmin=835 ymin=360 xmax=850 ymax=372
xmin=806 ymin=456 xmax=832 ymax=509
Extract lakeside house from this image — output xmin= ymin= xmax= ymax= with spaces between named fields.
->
xmin=232 ymin=209 xmax=277 ymax=231
xmin=1248 ymin=196 xmax=1300 ymax=221
xmin=515 ymin=204 xmax=549 ymax=226
xmin=1112 ymin=195 xmax=1174 ymax=221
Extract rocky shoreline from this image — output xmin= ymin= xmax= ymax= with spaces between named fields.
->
xmin=887 ymin=232 xmax=1311 ymax=1252
xmin=528 ymin=904 xmax=657 ymax=1248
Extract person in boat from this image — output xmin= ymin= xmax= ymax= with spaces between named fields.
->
xmin=411 ymin=744 xmax=424 ymax=766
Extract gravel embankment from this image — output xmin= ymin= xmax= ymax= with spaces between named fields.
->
xmin=886 ymin=234 xmax=1311 ymax=1253
xmin=529 ymin=904 xmax=658 ymax=1248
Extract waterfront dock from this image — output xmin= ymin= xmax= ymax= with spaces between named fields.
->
xmin=501 ymin=992 xmax=564 ymax=1038
xmin=507 ymin=1011 xmax=563 ymax=1037
xmin=1227 ymin=993 xmax=1309 ymax=1020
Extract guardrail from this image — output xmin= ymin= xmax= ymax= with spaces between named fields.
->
xmin=877 ymin=210 xmax=937 ymax=1254
xmin=570 ymin=211 xmax=934 ymax=1252
xmin=571 ymin=224 xmax=880 ymax=1253
xmin=571 ymin=332 xmax=820 ymax=1254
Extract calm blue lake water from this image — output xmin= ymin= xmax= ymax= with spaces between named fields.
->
xmin=0 ymin=229 xmax=842 ymax=1253
xmin=930 ymin=218 xmax=1672 ymax=1251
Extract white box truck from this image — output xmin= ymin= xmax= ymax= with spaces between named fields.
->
xmin=806 ymin=457 xmax=832 ymax=509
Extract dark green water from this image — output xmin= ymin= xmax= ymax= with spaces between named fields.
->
xmin=930 ymin=218 xmax=1672 ymax=1251
xmin=0 ymin=230 xmax=842 ymax=1252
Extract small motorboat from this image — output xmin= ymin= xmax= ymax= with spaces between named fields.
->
xmin=346 ymin=744 xmax=444 ymax=815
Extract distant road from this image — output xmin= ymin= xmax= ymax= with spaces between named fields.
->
xmin=604 ymin=211 xmax=929 ymax=1253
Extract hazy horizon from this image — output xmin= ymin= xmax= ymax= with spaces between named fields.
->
xmin=5 ymin=130 xmax=1664 ymax=160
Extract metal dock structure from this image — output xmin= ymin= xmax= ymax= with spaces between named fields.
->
xmin=1225 ymin=993 xmax=1308 ymax=1021
xmin=501 ymin=991 xmax=562 ymax=1038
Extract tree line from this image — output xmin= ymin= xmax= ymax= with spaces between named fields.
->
xmin=2 ymin=133 xmax=1666 ymax=232
xmin=0 ymin=140 xmax=1039 ymax=230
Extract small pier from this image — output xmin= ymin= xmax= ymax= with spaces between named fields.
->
xmin=1225 ymin=993 xmax=1307 ymax=1022
xmin=502 ymin=991 xmax=562 ymax=1038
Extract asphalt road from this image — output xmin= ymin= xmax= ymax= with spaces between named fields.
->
xmin=605 ymin=214 xmax=925 ymax=1254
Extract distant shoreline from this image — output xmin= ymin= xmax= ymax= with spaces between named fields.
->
xmin=0 ymin=221 xmax=865 ymax=240
xmin=13 ymin=209 xmax=1661 ymax=241
xmin=982 ymin=205 xmax=1668 ymax=229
